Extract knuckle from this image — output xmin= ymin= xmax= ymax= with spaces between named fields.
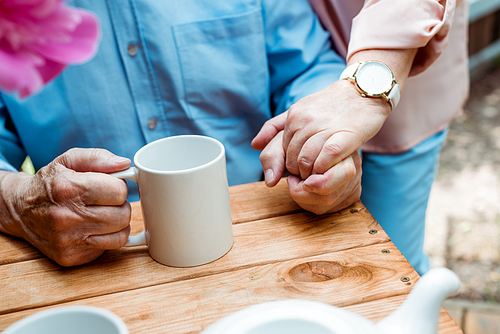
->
xmin=47 ymin=208 xmax=75 ymax=231
xmin=51 ymin=232 xmax=74 ymax=254
xmin=259 ymin=150 xmax=274 ymax=164
xmin=323 ymin=142 xmax=343 ymax=158
xmin=122 ymin=201 xmax=132 ymax=221
xmin=287 ymin=104 xmax=299 ymax=117
xmin=319 ymin=189 xmax=343 ymax=208
xmin=49 ymin=174 xmax=79 ymax=202
xmin=53 ymin=254 xmax=75 ymax=267
xmin=318 ymin=196 xmax=335 ymax=208
xmin=65 ymin=147 xmax=80 ymax=156
xmin=87 ymin=148 xmax=105 ymax=163
xmin=57 ymin=148 xmax=80 ymax=165
xmin=35 ymin=162 xmax=65 ymax=184
xmin=343 ymin=160 xmax=357 ymax=180
xmin=113 ymin=181 xmax=129 ymax=204
xmin=297 ymin=156 xmax=313 ymax=170
xmin=54 ymin=251 xmax=87 ymax=267
xmin=116 ymin=203 xmax=132 ymax=227
xmin=287 ymin=104 xmax=312 ymax=124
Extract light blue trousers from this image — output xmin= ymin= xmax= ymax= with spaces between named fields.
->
xmin=360 ymin=128 xmax=448 ymax=275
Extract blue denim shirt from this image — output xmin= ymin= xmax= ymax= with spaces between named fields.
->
xmin=0 ymin=0 xmax=345 ymax=201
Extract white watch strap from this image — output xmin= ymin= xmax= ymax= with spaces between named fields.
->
xmin=339 ymin=63 xmax=358 ymax=80
xmin=387 ymin=83 xmax=400 ymax=110
xmin=339 ymin=62 xmax=401 ymax=110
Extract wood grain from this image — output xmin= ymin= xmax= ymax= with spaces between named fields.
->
xmin=229 ymin=179 xmax=302 ymax=223
xmin=0 ymin=180 xmax=295 ymax=265
xmin=0 ymin=202 xmax=386 ymax=314
xmin=0 ymin=180 xmax=463 ymax=333
xmin=0 ymin=242 xmax=418 ymax=333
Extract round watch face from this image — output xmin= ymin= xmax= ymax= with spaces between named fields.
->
xmin=355 ymin=61 xmax=393 ymax=96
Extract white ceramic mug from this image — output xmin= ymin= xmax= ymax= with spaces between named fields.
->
xmin=113 ymin=135 xmax=233 ymax=267
xmin=3 ymin=306 xmax=128 ymax=334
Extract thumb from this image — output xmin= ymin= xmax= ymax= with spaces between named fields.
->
xmin=259 ymin=131 xmax=286 ymax=187
xmin=252 ymin=111 xmax=288 ymax=150
xmin=313 ymin=131 xmax=361 ymax=175
xmin=54 ymin=148 xmax=131 ymax=173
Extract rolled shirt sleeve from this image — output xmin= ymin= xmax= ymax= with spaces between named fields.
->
xmin=347 ymin=0 xmax=457 ymax=76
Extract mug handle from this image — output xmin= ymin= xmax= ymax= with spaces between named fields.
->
xmin=111 ymin=167 xmax=147 ymax=247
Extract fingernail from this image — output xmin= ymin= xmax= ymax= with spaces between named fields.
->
xmin=303 ymin=184 xmax=315 ymax=193
xmin=264 ymin=169 xmax=274 ymax=185
xmin=112 ymin=156 xmax=130 ymax=165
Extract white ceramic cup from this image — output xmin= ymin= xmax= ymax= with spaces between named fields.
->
xmin=113 ymin=135 xmax=233 ymax=267
xmin=2 ymin=306 xmax=128 ymax=334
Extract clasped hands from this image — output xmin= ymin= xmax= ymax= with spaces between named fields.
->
xmin=0 ymin=81 xmax=390 ymax=267
xmin=252 ymin=80 xmax=391 ymax=214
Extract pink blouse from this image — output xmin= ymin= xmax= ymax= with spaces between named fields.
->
xmin=309 ymin=0 xmax=469 ymax=153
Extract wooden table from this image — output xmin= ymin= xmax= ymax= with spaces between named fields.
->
xmin=0 ymin=180 xmax=462 ymax=333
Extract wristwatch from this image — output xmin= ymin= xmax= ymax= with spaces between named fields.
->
xmin=339 ymin=61 xmax=400 ymax=110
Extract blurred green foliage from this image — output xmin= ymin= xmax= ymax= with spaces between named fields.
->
xmin=21 ymin=156 xmax=35 ymax=175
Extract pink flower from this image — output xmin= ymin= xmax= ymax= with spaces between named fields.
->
xmin=0 ymin=0 xmax=100 ymax=98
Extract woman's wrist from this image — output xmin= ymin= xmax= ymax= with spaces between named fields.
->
xmin=347 ymin=48 xmax=418 ymax=92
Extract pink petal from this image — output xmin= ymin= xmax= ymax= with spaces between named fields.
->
xmin=35 ymin=3 xmax=83 ymax=42
xmin=32 ymin=8 xmax=100 ymax=64
xmin=36 ymin=58 xmax=66 ymax=84
xmin=0 ymin=1 xmax=100 ymax=98
xmin=28 ymin=0 xmax=62 ymax=19
xmin=0 ymin=48 xmax=43 ymax=97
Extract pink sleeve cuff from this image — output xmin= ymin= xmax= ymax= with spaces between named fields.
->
xmin=347 ymin=0 xmax=457 ymax=76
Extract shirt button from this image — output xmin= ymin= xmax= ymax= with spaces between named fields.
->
xmin=127 ymin=44 xmax=138 ymax=57
xmin=147 ymin=118 xmax=157 ymax=130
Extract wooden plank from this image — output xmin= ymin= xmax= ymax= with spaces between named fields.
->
xmin=443 ymin=301 xmax=465 ymax=330
xmin=437 ymin=309 xmax=464 ymax=334
xmin=0 ymin=180 xmax=297 ymax=264
xmin=0 ymin=202 xmax=386 ymax=314
xmin=0 ymin=242 xmax=419 ymax=333
xmin=0 ymin=235 xmax=44 ymax=266
xmin=229 ymin=179 xmax=301 ymax=224
xmin=468 ymin=13 xmax=496 ymax=56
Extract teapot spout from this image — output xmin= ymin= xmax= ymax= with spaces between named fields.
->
xmin=376 ymin=267 xmax=460 ymax=334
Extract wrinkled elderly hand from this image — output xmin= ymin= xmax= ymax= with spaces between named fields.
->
xmin=282 ymin=80 xmax=390 ymax=180
xmin=252 ymin=79 xmax=392 ymax=214
xmin=0 ymin=148 xmax=132 ymax=266
xmin=253 ymin=79 xmax=390 ymax=183
xmin=253 ymin=129 xmax=362 ymax=215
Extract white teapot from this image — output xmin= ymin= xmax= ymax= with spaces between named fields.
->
xmin=201 ymin=267 xmax=460 ymax=334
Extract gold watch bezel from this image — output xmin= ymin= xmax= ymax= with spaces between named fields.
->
xmin=350 ymin=61 xmax=398 ymax=101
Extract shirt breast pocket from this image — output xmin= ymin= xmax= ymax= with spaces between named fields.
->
xmin=173 ymin=9 xmax=268 ymax=120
